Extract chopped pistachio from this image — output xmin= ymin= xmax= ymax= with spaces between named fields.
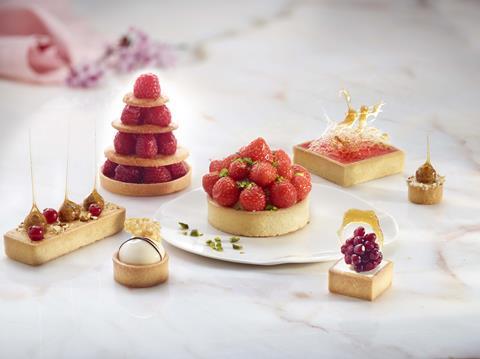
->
xmin=232 ymin=243 xmax=243 ymax=250
xmin=190 ymin=229 xmax=203 ymax=237
xmin=215 ymin=242 xmax=223 ymax=252
xmin=179 ymin=222 xmax=189 ymax=230
xmin=214 ymin=237 xmax=222 ymax=243
xmin=230 ymin=237 xmax=240 ymax=243
xmin=219 ymin=168 xmax=229 ymax=177
xmin=265 ymin=204 xmax=278 ymax=211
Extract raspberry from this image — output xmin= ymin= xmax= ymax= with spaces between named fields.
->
xmin=136 ymin=134 xmax=158 ymax=158
xmin=249 ymin=161 xmax=277 ymax=187
xmin=269 ymin=180 xmax=297 ymax=208
xmin=120 ymin=105 xmax=143 ymax=125
xmin=28 ymin=225 xmax=44 ymax=241
xmin=89 ymin=203 xmax=102 ymax=216
xmin=155 ymin=132 xmax=177 ymax=155
xmin=143 ymin=105 xmax=171 ymax=126
xmin=133 ymin=73 xmax=160 ymax=99
xmin=238 ymin=138 xmax=273 ymax=162
xmin=342 ymin=227 xmax=383 ymax=273
xmin=212 ymin=177 xmax=240 ymax=207
xmin=42 ymin=208 xmax=58 ymax=224
xmin=167 ymin=162 xmax=188 ymax=179
xmin=273 ymin=149 xmax=293 ymax=179
xmin=114 ymin=132 xmax=136 ymax=155
xmin=291 ymin=173 xmax=312 ymax=201
xmin=202 ymin=172 xmax=220 ymax=197
xmin=114 ymin=165 xmax=142 ymax=183
xmin=102 ymin=159 xmax=118 ymax=178
xmin=209 ymin=160 xmax=223 ymax=172
xmin=229 ymin=159 xmax=250 ymax=180
xmin=143 ymin=166 xmax=172 ymax=183
xmin=291 ymin=164 xmax=311 ymax=181
xmin=239 ymin=183 xmax=266 ymax=211
xmin=273 ymin=149 xmax=291 ymax=164
xmin=222 ymin=154 xmax=241 ymax=170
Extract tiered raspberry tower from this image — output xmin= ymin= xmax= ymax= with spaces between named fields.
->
xmin=100 ymin=73 xmax=191 ymax=196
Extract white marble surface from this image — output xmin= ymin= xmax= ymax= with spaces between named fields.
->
xmin=1 ymin=1 xmax=479 ymax=358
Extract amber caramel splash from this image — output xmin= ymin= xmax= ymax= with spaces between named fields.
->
xmin=308 ymin=90 xmax=393 ymax=163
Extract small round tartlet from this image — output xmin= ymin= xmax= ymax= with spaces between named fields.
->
xmin=113 ymin=237 xmax=169 ymax=288
xmin=100 ymin=163 xmax=191 ymax=197
xmin=207 ymin=196 xmax=310 ymax=237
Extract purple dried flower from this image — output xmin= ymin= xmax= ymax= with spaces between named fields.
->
xmin=66 ymin=27 xmax=177 ymax=88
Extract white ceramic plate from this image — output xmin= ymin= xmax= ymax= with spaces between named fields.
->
xmin=155 ymin=184 xmax=399 ymax=265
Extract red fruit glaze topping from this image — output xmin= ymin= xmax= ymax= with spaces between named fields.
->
xmin=167 ymin=162 xmax=188 ymax=179
xmin=114 ymin=132 xmax=136 ymax=155
xmin=89 ymin=203 xmax=102 ymax=216
xmin=114 ymin=165 xmax=142 ymax=183
xmin=239 ymin=183 xmax=266 ymax=211
xmin=269 ymin=180 xmax=297 ymax=208
xmin=155 ymin=132 xmax=177 ymax=155
xmin=212 ymin=177 xmax=240 ymax=207
xmin=249 ymin=161 xmax=277 ymax=187
xmin=102 ymin=159 xmax=118 ymax=178
xmin=143 ymin=166 xmax=172 ymax=183
xmin=202 ymin=172 xmax=220 ymax=197
xmin=120 ymin=105 xmax=143 ymax=125
xmin=143 ymin=105 xmax=171 ymax=127
xmin=42 ymin=208 xmax=58 ymax=224
xmin=136 ymin=134 xmax=158 ymax=158
xmin=133 ymin=73 xmax=160 ymax=99
xmin=341 ymin=227 xmax=382 ymax=273
xmin=28 ymin=225 xmax=44 ymax=241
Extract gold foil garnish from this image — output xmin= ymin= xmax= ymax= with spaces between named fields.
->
xmin=337 ymin=209 xmax=384 ymax=248
xmin=124 ymin=218 xmax=161 ymax=242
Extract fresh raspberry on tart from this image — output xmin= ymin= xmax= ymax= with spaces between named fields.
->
xmin=212 ymin=177 xmax=240 ymax=207
xmin=155 ymin=132 xmax=177 ymax=155
xmin=167 ymin=161 xmax=188 ymax=179
xmin=114 ymin=132 xmax=136 ymax=155
xmin=228 ymin=158 xmax=250 ymax=180
xmin=114 ymin=165 xmax=142 ymax=183
xmin=269 ymin=179 xmax=297 ymax=209
xmin=249 ymin=161 xmax=277 ymax=187
xmin=238 ymin=137 xmax=273 ymax=162
xmin=202 ymin=172 xmax=221 ymax=197
xmin=121 ymin=105 xmax=143 ymax=125
xmin=102 ymin=159 xmax=118 ymax=178
xmin=202 ymin=138 xmax=312 ymax=211
xmin=133 ymin=73 xmax=160 ymax=99
xmin=239 ymin=182 xmax=266 ymax=211
xmin=143 ymin=166 xmax=172 ymax=183
xmin=136 ymin=134 xmax=158 ymax=158
xmin=143 ymin=105 xmax=171 ymax=126
xmin=291 ymin=172 xmax=312 ymax=201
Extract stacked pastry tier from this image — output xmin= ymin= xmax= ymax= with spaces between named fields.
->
xmin=100 ymin=74 xmax=191 ymax=196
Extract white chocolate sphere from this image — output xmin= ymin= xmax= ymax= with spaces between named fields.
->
xmin=118 ymin=238 xmax=165 ymax=265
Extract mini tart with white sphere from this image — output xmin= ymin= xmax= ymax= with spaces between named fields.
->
xmin=203 ymin=138 xmax=312 ymax=237
xmin=407 ymin=139 xmax=445 ymax=205
xmin=113 ymin=218 xmax=168 ymax=288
